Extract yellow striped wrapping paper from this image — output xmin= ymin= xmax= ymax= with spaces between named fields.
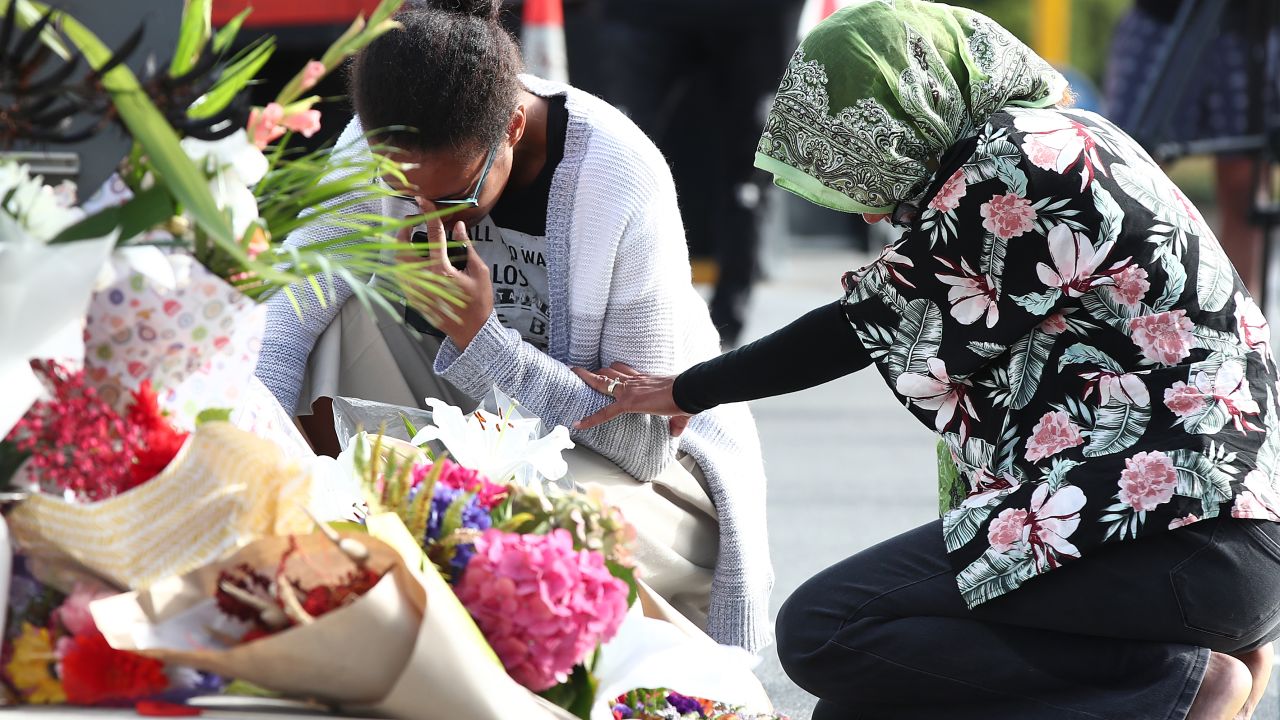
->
xmin=7 ymin=421 xmax=313 ymax=590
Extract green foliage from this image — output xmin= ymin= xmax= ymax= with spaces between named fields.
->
xmin=539 ymin=662 xmax=599 ymax=720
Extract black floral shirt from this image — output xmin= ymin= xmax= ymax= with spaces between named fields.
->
xmin=842 ymin=108 xmax=1280 ymax=608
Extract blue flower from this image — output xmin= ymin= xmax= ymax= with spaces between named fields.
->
xmin=425 ymin=485 xmax=491 ymax=578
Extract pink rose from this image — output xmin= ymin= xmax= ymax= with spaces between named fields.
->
xmin=282 ymin=109 xmax=322 ymax=138
xmin=1163 ymin=381 xmax=1206 ymax=418
xmin=987 ymin=508 xmax=1029 ymax=553
xmin=1109 ymin=266 xmax=1150 ymax=308
xmin=929 ymin=169 xmax=967 ymax=213
xmin=1118 ymin=451 xmax=1178 ymax=511
xmin=1129 ymin=310 xmax=1194 ymax=366
xmin=1039 ymin=313 xmax=1069 ymax=335
xmin=980 ymin=192 xmax=1037 ymax=240
xmin=300 ymin=60 xmax=326 ymax=91
xmin=248 ymin=103 xmax=286 ymax=149
xmin=1168 ymin=514 xmax=1200 ymax=530
xmin=1024 ymin=410 xmax=1084 ymax=463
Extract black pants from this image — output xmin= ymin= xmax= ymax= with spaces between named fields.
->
xmin=598 ymin=0 xmax=802 ymax=346
xmin=777 ymin=517 xmax=1280 ymax=720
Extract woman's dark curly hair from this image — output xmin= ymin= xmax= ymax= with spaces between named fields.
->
xmin=350 ymin=0 xmax=523 ymax=156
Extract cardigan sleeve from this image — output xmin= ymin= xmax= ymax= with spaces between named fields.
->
xmin=254 ymin=118 xmax=378 ymax=414
xmin=433 ymin=195 xmax=687 ymax=482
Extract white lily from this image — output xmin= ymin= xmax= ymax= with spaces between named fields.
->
xmin=180 ymin=130 xmax=268 ymax=241
xmin=0 ymin=161 xmax=83 ymax=244
xmin=409 ymin=396 xmax=575 ymax=486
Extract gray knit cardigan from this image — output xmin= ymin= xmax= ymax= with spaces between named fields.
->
xmin=255 ymin=77 xmax=774 ymax=652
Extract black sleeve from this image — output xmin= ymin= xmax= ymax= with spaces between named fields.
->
xmin=672 ymin=301 xmax=872 ymax=414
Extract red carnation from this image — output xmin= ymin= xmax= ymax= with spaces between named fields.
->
xmin=59 ymin=630 xmax=169 ymax=705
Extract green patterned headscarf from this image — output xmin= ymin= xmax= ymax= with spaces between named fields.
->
xmin=756 ymin=0 xmax=1067 ymax=214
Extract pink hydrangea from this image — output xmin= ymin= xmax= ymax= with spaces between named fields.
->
xmin=929 ymin=169 xmax=967 ymax=213
xmin=1129 ymin=310 xmax=1194 ymax=366
xmin=1118 ymin=451 xmax=1178 ymax=512
xmin=455 ymin=529 xmax=629 ymax=691
xmin=987 ymin=508 xmax=1029 ymax=553
xmin=1024 ymin=410 xmax=1084 ymax=463
xmin=1163 ymin=381 xmax=1206 ymax=418
xmin=980 ymin=192 xmax=1037 ymax=240
xmin=1108 ymin=266 xmax=1150 ymax=308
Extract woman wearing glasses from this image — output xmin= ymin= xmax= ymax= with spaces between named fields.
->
xmin=576 ymin=1 xmax=1280 ymax=717
xmin=254 ymin=0 xmax=772 ymax=652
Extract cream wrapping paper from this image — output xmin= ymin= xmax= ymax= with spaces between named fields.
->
xmin=7 ymin=421 xmax=312 ymax=591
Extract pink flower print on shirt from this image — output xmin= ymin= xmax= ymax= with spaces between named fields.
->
xmin=1163 ymin=381 xmax=1207 ymax=418
xmin=1080 ymin=370 xmax=1150 ymax=406
xmin=935 ymin=256 xmax=999 ymax=328
xmin=1024 ymin=483 xmax=1086 ymax=570
xmin=1013 ymin=112 xmax=1106 ymax=191
xmin=896 ymin=357 xmax=978 ymax=441
xmin=1118 ymin=451 xmax=1178 ymax=512
xmin=1108 ymin=265 xmax=1151 ymax=308
xmin=1039 ymin=312 xmax=1069 ymax=335
xmin=988 ymin=508 xmax=1030 ymax=553
xmin=1129 ymin=310 xmax=1194 ymax=366
xmin=1235 ymin=291 xmax=1272 ymax=362
xmin=1036 ymin=224 xmax=1118 ymax=297
xmin=1168 ymin=514 xmax=1200 ymax=530
xmin=980 ymin=192 xmax=1037 ymax=240
xmin=1193 ymin=359 xmax=1262 ymax=433
xmin=930 ymin=169 xmax=968 ymax=213
xmin=1025 ymin=410 xmax=1085 ymax=462
xmin=1231 ymin=470 xmax=1280 ymax=521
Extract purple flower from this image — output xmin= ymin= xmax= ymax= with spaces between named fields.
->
xmin=668 ymin=692 xmax=704 ymax=717
xmin=425 ymin=486 xmax=491 ymax=577
xmin=612 ymin=704 xmax=634 ymax=719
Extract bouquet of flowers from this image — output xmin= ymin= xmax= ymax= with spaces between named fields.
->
xmin=358 ymin=433 xmax=635 ymax=715
xmin=1 ymin=558 xmax=222 ymax=707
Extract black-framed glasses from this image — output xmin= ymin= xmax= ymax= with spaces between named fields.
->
xmin=381 ymin=135 xmax=503 ymax=211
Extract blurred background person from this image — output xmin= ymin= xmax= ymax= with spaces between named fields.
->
xmin=1105 ymin=0 xmax=1271 ymax=296
xmin=593 ymin=0 xmax=805 ymax=348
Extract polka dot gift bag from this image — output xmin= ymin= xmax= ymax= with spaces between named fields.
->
xmin=83 ymin=246 xmax=267 ymax=428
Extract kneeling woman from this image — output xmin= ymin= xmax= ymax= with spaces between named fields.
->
xmin=575 ymin=1 xmax=1280 ymax=717
xmin=253 ymin=0 xmax=772 ymax=652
